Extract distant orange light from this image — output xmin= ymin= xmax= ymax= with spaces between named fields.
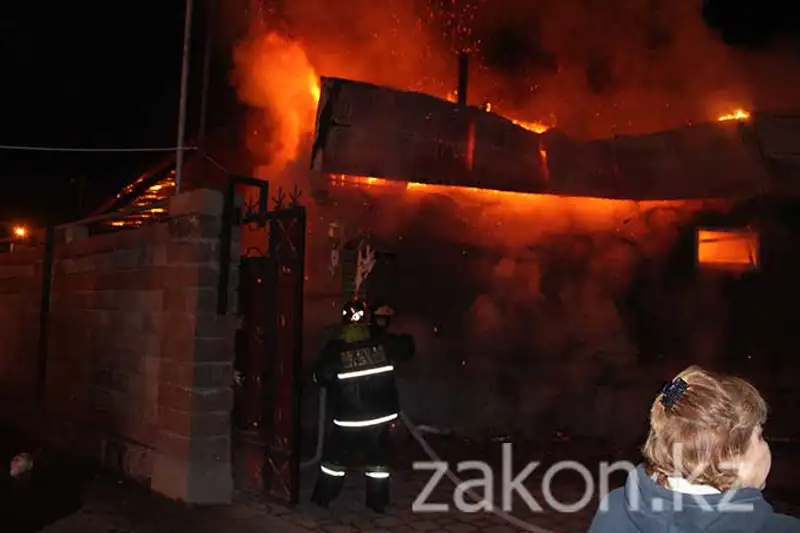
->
xmin=697 ymin=228 xmax=759 ymax=270
xmin=13 ymin=226 xmax=27 ymax=238
xmin=718 ymin=109 xmax=750 ymax=122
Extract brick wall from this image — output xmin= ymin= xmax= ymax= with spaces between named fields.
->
xmin=0 ymin=189 xmax=239 ymax=504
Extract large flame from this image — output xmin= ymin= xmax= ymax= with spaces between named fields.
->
xmin=233 ymin=32 xmax=322 ymax=175
xmin=235 ymin=31 xmax=560 ymax=178
xmin=235 ymin=29 xmax=751 ymax=201
xmin=232 ymin=31 xmax=726 ymax=237
xmin=327 ymin=174 xmax=697 ymax=241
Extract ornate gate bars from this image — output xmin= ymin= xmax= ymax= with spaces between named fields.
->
xmin=218 ymin=175 xmax=305 ymax=506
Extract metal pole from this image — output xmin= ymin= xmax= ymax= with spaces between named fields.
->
xmin=198 ymin=0 xmax=215 ymax=153
xmin=457 ymin=52 xmax=469 ymax=107
xmin=175 ymin=0 xmax=195 ymax=194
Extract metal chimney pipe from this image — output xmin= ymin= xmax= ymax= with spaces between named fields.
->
xmin=457 ymin=52 xmax=469 ymax=106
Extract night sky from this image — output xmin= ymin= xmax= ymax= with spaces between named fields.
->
xmin=0 ymin=0 xmax=797 ymax=231
xmin=0 ymin=2 xmax=209 ymax=227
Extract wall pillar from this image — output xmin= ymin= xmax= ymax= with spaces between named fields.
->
xmin=151 ymin=189 xmax=238 ymax=503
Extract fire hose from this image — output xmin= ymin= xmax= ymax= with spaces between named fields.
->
xmin=299 ymin=388 xmax=327 ymax=469
xmin=299 ymin=389 xmax=554 ymax=533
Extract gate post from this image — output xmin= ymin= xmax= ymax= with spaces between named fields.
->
xmin=261 ymin=203 xmax=306 ymax=506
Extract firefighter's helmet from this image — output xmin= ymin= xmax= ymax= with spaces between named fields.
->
xmin=341 ymin=299 xmax=369 ymax=325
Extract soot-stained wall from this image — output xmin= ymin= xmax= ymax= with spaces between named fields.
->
xmin=299 ymin=186 xmax=800 ymax=446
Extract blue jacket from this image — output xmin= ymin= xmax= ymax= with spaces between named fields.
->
xmin=589 ymin=464 xmax=800 ymax=533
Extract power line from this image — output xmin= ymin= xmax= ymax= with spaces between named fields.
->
xmin=0 ymin=145 xmax=198 ymax=153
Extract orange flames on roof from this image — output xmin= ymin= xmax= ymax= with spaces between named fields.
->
xmin=443 ymin=89 xmax=551 ymax=133
xmin=717 ymin=109 xmax=750 ymax=122
xmin=306 ymin=72 xmax=556 ymax=190
xmin=511 ymin=119 xmax=550 ymax=134
xmin=239 ymin=32 xmax=723 ymax=230
xmin=231 ymin=31 xmax=735 ymax=264
xmin=237 ymin=29 xmax=754 ymax=189
xmin=327 ymin=174 xmax=684 ymax=219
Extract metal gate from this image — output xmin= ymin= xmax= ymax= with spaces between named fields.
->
xmin=218 ymin=175 xmax=305 ymax=506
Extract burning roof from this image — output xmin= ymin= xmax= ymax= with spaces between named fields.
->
xmin=88 ymin=150 xmax=230 ymax=230
xmin=310 ymin=77 xmax=800 ymax=201
xmin=94 ymin=74 xmax=799 ymax=230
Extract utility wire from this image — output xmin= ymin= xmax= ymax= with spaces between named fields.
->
xmin=0 ymin=145 xmax=198 ymax=153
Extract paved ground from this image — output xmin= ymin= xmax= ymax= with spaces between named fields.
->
xmin=41 ymin=433 xmax=800 ymax=533
xmin=44 ymin=468 xmax=596 ymax=533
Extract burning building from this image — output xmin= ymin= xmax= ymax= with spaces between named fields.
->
xmin=96 ymin=97 xmax=800 ymax=447
xmin=96 ymin=2 xmax=800 ymax=444
xmin=217 ymin=0 xmax=800 ymax=441
xmin=297 ymin=78 xmax=800 ymax=444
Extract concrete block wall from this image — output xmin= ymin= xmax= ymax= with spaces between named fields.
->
xmin=0 ymin=245 xmax=44 ymax=402
xmin=0 ymin=189 xmax=240 ymax=504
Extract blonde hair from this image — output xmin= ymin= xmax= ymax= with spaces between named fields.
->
xmin=643 ymin=365 xmax=767 ymax=491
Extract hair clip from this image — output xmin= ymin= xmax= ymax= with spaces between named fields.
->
xmin=660 ymin=377 xmax=688 ymax=408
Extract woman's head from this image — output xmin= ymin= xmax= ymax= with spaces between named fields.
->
xmin=643 ymin=365 xmax=770 ymax=491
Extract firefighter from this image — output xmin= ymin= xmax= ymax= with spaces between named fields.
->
xmin=310 ymin=299 xmax=414 ymax=513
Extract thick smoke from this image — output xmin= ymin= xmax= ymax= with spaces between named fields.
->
xmin=463 ymin=0 xmax=753 ymax=136
xmin=464 ymin=0 xmax=800 ymax=136
xmin=227 ymin=0 xmax=800 ymax=142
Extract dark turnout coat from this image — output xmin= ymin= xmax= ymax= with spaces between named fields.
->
xmin=314 ymin=331 xmax=414 ymax=426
